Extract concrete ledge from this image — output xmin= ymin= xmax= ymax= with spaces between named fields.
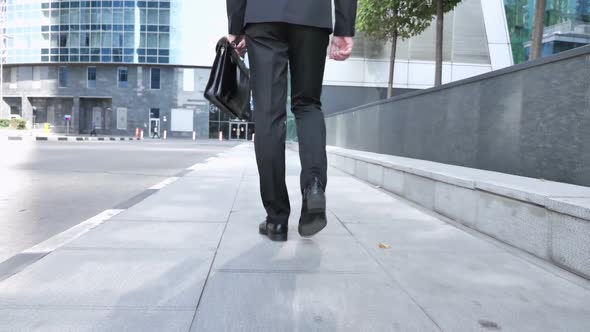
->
xmin=326 ymin=146 xmax=590 ymax=280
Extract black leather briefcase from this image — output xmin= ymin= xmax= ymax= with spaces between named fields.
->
xmin=204 ymin=37 xmax=251 ymax=121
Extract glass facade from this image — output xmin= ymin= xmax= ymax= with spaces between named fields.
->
xmin=352 ymin=0 xmax=491 ymax=65
xmin=504 ymin=0 xmax=590 ymax=63
xmin=4 ymin=0 xmax=171 ymax=64
xmin=208 ymin=104 xmax=255 ymax=141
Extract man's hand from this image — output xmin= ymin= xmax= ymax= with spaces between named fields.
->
xmin=330 ymin=36 xmax=354 ymax=61
xmin=228 ymin=34 xmax=247 ymax=57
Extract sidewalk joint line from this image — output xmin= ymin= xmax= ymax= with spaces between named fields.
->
xmin=329 ymin=207 xmax=444 ymax=331
xmin=107 ymin=219 xmax=227 ymax=224
xmin=213 ymin=269 xmax=375 ymax=275
xmin=61 ymin=247 xmax=218 ymax=252
xmin=188 ymin=160 xmax=247 ymax=331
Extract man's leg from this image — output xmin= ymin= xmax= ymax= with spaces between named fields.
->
xmin=287 ymin=25 xmax=330 ymax=237
xmin=287 ymin=25 xmax=330 ymax=193
xmin=245 ymin=23 xmax=291 ymax=226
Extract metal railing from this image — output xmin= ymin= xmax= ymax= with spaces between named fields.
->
xmin=543 ymin=20 xmax=590 ymax=36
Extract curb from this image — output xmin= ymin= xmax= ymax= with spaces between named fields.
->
xmin=0 ymin=148 xmax=221 ymax=281
xmin=1 ymin=136 xmax=141 ymax=142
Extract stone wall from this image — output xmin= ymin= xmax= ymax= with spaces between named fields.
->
xmin=325 ymin=45 xmax=590 ymax=187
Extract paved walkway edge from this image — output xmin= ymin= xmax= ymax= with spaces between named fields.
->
xmin=290 ymin=144 xmax=590 ymax=281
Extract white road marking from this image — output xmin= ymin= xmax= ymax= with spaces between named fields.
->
xmin=188 ymin=162 xmax=207 ymax=170
xmin=23 ymin=209 xmax=124 ymax=254
xmin=149 ymin=177 xmax=179 ymax=190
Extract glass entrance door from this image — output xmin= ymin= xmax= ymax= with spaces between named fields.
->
xmin=149 ymin=119 xmax=160 ymax=137
xmin=230 ymin=122 xmax=248 ymax=140
xmin=92 ymin=107 xmax=102 ymax=129
xmin=230 ymin=123 xmax=239 ymax=140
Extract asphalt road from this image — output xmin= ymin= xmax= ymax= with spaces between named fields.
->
xmin=0 ymin=139 xmax=239 ymax=263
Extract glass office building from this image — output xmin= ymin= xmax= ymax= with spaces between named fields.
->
xmin=4 ymin=0 xmax=171 ymax=64
xmin=1 ymin=0 xmax=254 ymax=138
xmin=504 ymin=0 xmax=590 ymax=63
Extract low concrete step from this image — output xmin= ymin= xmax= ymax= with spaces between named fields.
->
xmin=325 ymin=145 xmax=590 ymax=281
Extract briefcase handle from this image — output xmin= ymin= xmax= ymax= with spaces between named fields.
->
xmin=215 ymin=37 xmax=250 ymax=77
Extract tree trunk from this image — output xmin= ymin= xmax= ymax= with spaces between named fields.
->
xmin=387 ymin=31 xmax=398 ymax=99
xmin=530 ymin=0 xmax=547 ymax=60
xmin=434 ymin=0 xmax=444 ymax=86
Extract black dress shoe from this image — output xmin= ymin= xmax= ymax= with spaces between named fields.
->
xmin=259 ymin=220 xmax=288 ymax=242
xmin=299 ymin=177 xmax=327 ymax=237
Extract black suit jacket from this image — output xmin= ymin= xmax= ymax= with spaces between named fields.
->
xmin=226 ymin=0 xmax=357 ymax=37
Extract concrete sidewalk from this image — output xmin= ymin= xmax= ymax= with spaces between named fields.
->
xmin=1 ymin=143 xmax=589 ymax=331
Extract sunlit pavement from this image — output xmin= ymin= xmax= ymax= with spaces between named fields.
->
xmin=0 ymin=139 xmax=237 ymax=263
xmin=0 ymin=143 xmax=589 ymax=331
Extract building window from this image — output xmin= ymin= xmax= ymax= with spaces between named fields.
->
xmin=183 ymin=68 xmax=195 ymax=91
xmin=32 ymin=67 xmax=42 ymax=89
xmin=150 ymin=67 xmax=160 ymax=89
xmin=58 ymin=66 xmax=68 ymax=88
xmin=33 ymin=67 xmax=41 ymax=81
xmin=10 ymin=105 xmax=21 ymax=117
xmin=10 ymin=67 xmax=17 ymax=83
xmin=87 ymin=67 xmax=97 ymax=88
xmin=150 ymin=108 xmax=160 ymax=119
xmin=118 ymin=67 xmax=129 ymax=88
xmin=59 ymin=33 xmax=68 ymax=47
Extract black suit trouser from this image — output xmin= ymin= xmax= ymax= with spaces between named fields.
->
xmin=245 ymin=23 xmax=330 ymax=225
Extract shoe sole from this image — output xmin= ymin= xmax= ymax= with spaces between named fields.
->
xmin=298 ymin=212 xmax=327 ymax=237
xmin=259 ymin=228 xmax=288 ymax=242
xmin=267 ymin=232 xmax=288 ymax=242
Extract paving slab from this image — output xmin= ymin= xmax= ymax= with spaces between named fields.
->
xmin=64 ymin=221 xmax=225 ymax=250
xmin=0 ymin=308 xmax=194 ymax=332
xmin=111 ymin=176 xmax=240 ymax=222
xmin=352 ymin=236 xmax=590 ymax=332
xmin=191 ymin=271 xmax=440 ymax=332
xmin=226 ymin=209 xmax=349 ymax=236
xmin=346 ymin=221 xmax=501 ymax=253
xmin=213 ymin=220 xmax=380 ymax=273
xmin=0 ymin=249 xmax=212 ymax=308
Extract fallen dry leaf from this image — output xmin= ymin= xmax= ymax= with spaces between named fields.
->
xmin=378 ymin=243 xmax=392 ymax=249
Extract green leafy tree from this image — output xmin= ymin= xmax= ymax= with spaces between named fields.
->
xmin=357 ymin=0 xmax=435 ymax=97
xmin=432 ymin=0 xmax=463 ymax=86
